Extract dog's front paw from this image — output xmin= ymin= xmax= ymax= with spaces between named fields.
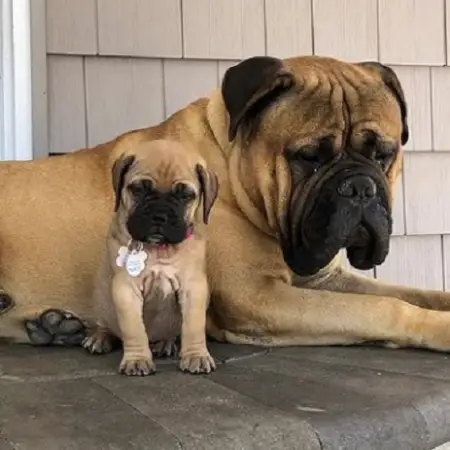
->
xmin=24 ymin=309 xmax=86 ymax=346
xmin=119 ymin=356 xmax=155 ymax=376
xmin=82 ymin=329 xmax=118 ymax=355
xmin=179 ymin=351 xmax=216 ymax=374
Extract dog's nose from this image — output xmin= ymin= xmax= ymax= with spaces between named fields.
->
xmin=337 ymin=175 xmax=377 ymax=200
xmin=152 ymin=213 xmax=168 ymax=225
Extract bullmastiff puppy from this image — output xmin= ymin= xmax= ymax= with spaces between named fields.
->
xmin=82 ymin=139 xmax=218 ymax=376
xmin=2 ymin=55 xmax=450 ymax=353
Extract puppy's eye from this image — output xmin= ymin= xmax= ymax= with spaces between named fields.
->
xmin=128 ymin=180 xmax=153 ymax=196
xmin=173 ymin=183 xmax=196 ymax=202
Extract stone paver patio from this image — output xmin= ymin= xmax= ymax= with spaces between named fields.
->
xmin=1 ymin=342 xmax=450 ymax=449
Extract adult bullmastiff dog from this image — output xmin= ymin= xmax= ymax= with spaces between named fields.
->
xmin=1 ymin=54 xmax=450 ymax=352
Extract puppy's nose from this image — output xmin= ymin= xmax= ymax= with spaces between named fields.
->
xmin=152 ymin=213 xmax=168 ymax=225
xmin=337 ymin=175 xmax=377 ymax=200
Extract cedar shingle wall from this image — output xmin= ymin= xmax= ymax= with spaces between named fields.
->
xmin=43 ymin=0 xmax=450 ymax=289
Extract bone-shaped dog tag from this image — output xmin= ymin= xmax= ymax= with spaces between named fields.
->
xmin=125 ymin=249 xmax=148 ymax=277
xmin=116 ymin=246 xmax=129 ymax=268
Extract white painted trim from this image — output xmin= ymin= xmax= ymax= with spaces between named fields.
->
xmin=0 ymin=0 xmax=33 ymax=161
xmin=30 ymin=0 xmax=48 ymax=159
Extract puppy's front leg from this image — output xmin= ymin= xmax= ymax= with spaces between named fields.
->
xmin=112 ymin=275 xmax=155 ymax=376
xmin=179 ymin=276 xmax=216 ymax=374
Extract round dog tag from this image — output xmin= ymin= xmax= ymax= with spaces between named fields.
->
xmin=116 ymin=246 xmax=129 ymax=268
xmin=125 ymin=249 xmax=148 ymax=277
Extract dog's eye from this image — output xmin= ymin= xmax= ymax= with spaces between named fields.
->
xmin=371 ymin=143 xmax=396 ymax=172
xmin=286 ymin=148 xmax=322 ymax=173
xmin=299 ymin=153 xmax=322 ymax=171
xmin=362 ymin=130 xmax=396 ymax=172
xmin=375 ymin=149 xmax=395 ymax=172
xmin=128 ymin=181 xmax=153 ymax=196
xmin=173 ymin=184 xmax=196 ymax=202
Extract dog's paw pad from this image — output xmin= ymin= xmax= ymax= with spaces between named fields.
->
xmin=24 ymin=309 xmax=87 ymax=347
xmin=24 ymin=319 xmax=53 ymax=346
xmin=151 ymin=339 xmax=178 ymax=358
xmin=120 ymin=357 xmax=155 ymax=376
xmin=179 ymin=352 xmax=216 ymax=374
xmin=82 ymin=330 xmax=117 ymax=355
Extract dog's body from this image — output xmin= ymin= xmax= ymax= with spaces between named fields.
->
xmin=82 ymin=140 xmax=218 ymax=375
xmin=3 ymin=55 xmax=450 ymax=352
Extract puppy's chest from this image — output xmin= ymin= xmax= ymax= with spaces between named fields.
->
xmin=114 ymin=243 xmax=187 ymax=300
xmin=135 ymin=252 xmax=183 ymax=301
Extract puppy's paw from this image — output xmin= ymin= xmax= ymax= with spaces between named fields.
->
xmin=82 ymin=329 xmax=118 ymax=355
xmin=24 ymin=309 xmax=86 ymax=347
xmin=179 ymin=351 xmax=216 ymax=374
xmin=151 ymin=339 xmax=178 ymax=358
xmin=119 ymin=356 xmax=155 ymax=376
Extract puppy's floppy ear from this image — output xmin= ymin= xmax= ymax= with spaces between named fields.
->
xmin=221 ymin=56 xmax=295 ymax=142
xmin=358 ymin=61 xmax=409 ymax=145
xmin=111 ymin=154 xmax=135 ymax=212
xmin=195 ymin=164 xmax=219 ymax=224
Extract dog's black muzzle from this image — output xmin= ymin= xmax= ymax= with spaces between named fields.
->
xmin=282 ymin=160 xmax=393 ymax=276
xmin=126 ymin=199 xmax=189 ymax=246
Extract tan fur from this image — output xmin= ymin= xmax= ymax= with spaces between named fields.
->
xmin=2 ymin=55 xmax=450 ymax=354
xmin=85 ymin=140 xmax=216 ymax=374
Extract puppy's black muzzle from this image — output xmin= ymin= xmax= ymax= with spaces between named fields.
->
xmin=126 ymin=200 xmax=189 ymax=245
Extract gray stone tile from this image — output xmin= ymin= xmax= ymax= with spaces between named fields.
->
xmin=211 ymin=354 xmax=450 ymax=449
xmin=411 ymin=392 xmax=450 ymax=450
xmin=0 ymin=343 xmax=262 ymax=383
xmin=223 ymin=353 xmax=450 ymax=406
xmin=3 ymin=342 xmax=450 ymax=449
xmin=273 ymin=345 xmax=450 ymax=379
xmin=96 ymin=370 xmax=321 ymax=450
xmin=208 ymin=341 xmax=269 ymax=363
xmin=0 ymin=378 xmax=179 ymax=450
xmin=0 ymin=437 xmax=14 ymax=450
xmin=0 ymin=344 xmax=120 ymax=381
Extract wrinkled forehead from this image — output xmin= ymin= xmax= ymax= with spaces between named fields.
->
xmin=128 ymin=144 xmax=198 ymax=190
xmin=131 ymin=158 xmax=196 ymax=190
xmin=266 ymin=58 xmax=403 ymax=149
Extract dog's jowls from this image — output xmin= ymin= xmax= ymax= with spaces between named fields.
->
xmin=82 ymin=139 xmax=219 ymax=376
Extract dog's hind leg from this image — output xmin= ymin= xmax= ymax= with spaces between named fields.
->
xmin=151 ymin=338 xmax=179 ymax=358
xmin=24 ymin=308 xmax=87 ymax=346
xmin=82 ymin=326 xmax=120 ymax=354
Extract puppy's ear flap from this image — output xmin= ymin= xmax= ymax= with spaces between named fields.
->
xmin=196 ymin=164 xmax=219 ymax=224
xmin=111 ymin=154 xmax=135 ymax=212
xmin=221 ymin=56 xmax=295 ymax=142
xmin=358 ymin=62 xmax=409 ymax=145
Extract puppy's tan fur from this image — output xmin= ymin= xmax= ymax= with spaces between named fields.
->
xmin=84 ymin=140 xmax=217 ymax=375
xmin=2 ymin=55 xmax=450 ymax=354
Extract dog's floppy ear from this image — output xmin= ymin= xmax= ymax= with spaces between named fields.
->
xmin=221 ymin=56 xmax=295 ymax=142
xmin=111 ymin=154 xmax=135 ymax=212
xmin=358 ymin=62 xmax=409 ymax=145
xmin=196 ymin=164 xmax=219 ymax=224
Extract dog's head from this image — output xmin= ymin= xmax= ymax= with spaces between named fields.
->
xmin=221 ymin=55 xmax=408 ymax=276
xmin=111 ymin=140 xmax=219 ymax=246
